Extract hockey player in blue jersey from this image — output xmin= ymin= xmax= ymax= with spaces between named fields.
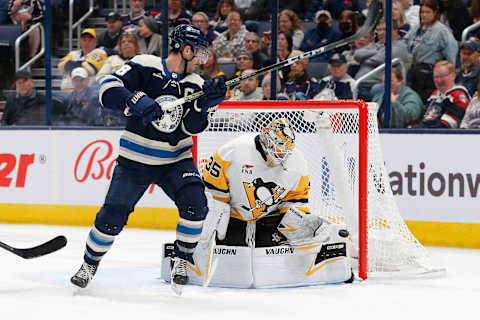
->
xmin=70 ymin=24 xmax=227 ymax=295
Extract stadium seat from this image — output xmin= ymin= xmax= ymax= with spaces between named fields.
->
xmin=219 ymin=62 xmax=237 ymax=80
xmin=257 ymin=21 xmax=272 ymax=37
xmin=0 ymin=25 xmax=22 ymax=96
xmin=301 ymin=22 xmax=315 ymax=32
xmin=307 ymin=62 xmax=329 ymax=79
xmin=0 ymin=25 xmax=22 ymax=47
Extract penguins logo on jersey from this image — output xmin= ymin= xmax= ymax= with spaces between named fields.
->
xmin=151 ymin=95 xmax=183 ymax=133
xmin=241 ymin=177 xmax=286 ymax=218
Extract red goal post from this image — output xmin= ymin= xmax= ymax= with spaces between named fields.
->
xmin=193 ymin=100 xmax=441 ymax=280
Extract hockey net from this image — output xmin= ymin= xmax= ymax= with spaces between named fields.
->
xmin=194 ymin=100 xmax=442 ymax=280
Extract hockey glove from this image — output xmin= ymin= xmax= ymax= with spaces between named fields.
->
xmin=198 ymin=76 xmax=227 ymax=114
xmin=126 ymin=91 xmax=164 ymax=126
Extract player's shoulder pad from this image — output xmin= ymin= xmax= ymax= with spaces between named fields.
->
xmin=181 ymin=72 xmax=204 ymax=88
xmin=129 ymin=54 xmax=163 ymax=70
xmin=217 ymin=133 xmax=254 ymax=162
xmin=285 ymin=148 xmax=308 ymax=174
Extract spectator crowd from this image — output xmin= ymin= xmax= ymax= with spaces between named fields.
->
xmin=1 ymin=0 xmax=480 ymax=129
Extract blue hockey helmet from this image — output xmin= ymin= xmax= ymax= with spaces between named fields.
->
xmin=169 ymin=24 xmax=209 ymax=63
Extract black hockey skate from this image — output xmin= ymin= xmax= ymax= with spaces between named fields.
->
xmin=170 ymin=257 xmax=189 ymax=295
xmin=71 ymin=262 xmax=98 ymax=288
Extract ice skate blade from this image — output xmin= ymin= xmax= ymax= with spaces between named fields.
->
xmin=170 ymin=282 xmax=184 ymax=296
xmin=71 ymin=283 xmax=87 ymax=296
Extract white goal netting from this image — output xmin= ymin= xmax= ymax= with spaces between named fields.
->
xmin=196 ymin=101 xmax=442 ymax=278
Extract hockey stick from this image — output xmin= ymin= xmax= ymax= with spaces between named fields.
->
xmin=160 ymin=0 xmax=383 ymax=112
xmin=0 ymin=235 xmax=67 ymax=259
xmin=202 ymin=230 xmax=218 ymax=287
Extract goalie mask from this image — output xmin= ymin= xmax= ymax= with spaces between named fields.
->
xmin=260 ymin=118 xmax=296 ymax=166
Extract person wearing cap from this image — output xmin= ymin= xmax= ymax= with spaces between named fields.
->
xmin=299 ymin=9 xmax=341 ymax=62
xmin=315 ymin=52 xmax=356 ymax=100
xmin=455 ymin=40 xmax=480 ymax=97
xmin=137 ymin=16 xmax=162 ymax=56
xmin=230 ymin=68 xmax=263 ymax=101
xmin=2 ymin=70 xmax=63 ymax=126
xmin=97 ymin=12 xmax=124 ymax=53
xmin=284 ymin=50 xmax=321 ymax=100
xmin=55 ymin=67 xmax=103 ymax=126
xmin=58 ymin=28 xmax=108 ymax=92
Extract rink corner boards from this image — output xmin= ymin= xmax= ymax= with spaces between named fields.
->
xmin=1 ymin=203 xmax=480 ymax=249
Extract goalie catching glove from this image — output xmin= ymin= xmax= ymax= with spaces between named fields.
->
xmin=125 ymin=91 xmax=164 ymax=126
xmin=278 ymin=207 xmax=349 ymax=247
xmin=198 ymin=76 xmax=227 ymax=114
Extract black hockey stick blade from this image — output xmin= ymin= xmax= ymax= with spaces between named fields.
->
xmin=160 ymin=0 xmax=383 ymax=111
xmin=0 ymin=235 xmax=67 ymax=259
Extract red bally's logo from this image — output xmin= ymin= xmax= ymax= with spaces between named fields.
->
xmin=74 ymin=140 xmax=156 ymax=193
xmin=74 ymin=140 xmax=116 ymax=183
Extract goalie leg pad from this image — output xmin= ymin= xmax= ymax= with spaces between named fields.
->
xmin=161 ymin=242 xmax=351 ymax=288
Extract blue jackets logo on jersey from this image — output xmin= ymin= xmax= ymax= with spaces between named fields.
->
xmin=151 ymin=95 xmax=183 ymax=133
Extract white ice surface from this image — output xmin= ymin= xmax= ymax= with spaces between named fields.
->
xmin=0 ymin=224 xmax=478 ymax=320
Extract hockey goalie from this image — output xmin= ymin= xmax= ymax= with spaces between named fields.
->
xmin=161 ymin=118 xmax=353 ymax=288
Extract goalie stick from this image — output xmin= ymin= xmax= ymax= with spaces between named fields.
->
xmin=0 ymin=235 xmax=67 ymax=259
xmin=159 ymin=0 xmax=383 ymax=112
xmin=202 ymin=229 xmax=218 ymax=287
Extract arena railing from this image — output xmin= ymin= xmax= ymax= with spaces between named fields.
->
xmin=353 ymin=57 xmax=404 ymax=100
xmin=15 ymin=22 xmax=45 ymax=72
xmin=462 ymin=21 xmax=480 ymax=42
xmin=69 ymin=0 xmax=95 ymax=51
xmin=113 ymin=0 xmax=127 ymax=14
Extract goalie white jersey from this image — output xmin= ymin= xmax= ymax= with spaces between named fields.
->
xmin=160 ymin=133 xmax=353 ymax=288
xmin=202 ymin=133 xmax=311 ymax=221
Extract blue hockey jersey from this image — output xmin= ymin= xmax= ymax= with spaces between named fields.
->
xmin=99 ymin=54 xmax=207 ymax=166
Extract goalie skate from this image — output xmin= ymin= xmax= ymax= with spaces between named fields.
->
xmin=70 ymin=262 xmax=98 ymax=288
xmin=170 ymin=257 xmax=189 ymax=296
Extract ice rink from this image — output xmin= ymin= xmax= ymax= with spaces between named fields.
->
xmin=0 ymin=223 xmax=478 ymax=320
